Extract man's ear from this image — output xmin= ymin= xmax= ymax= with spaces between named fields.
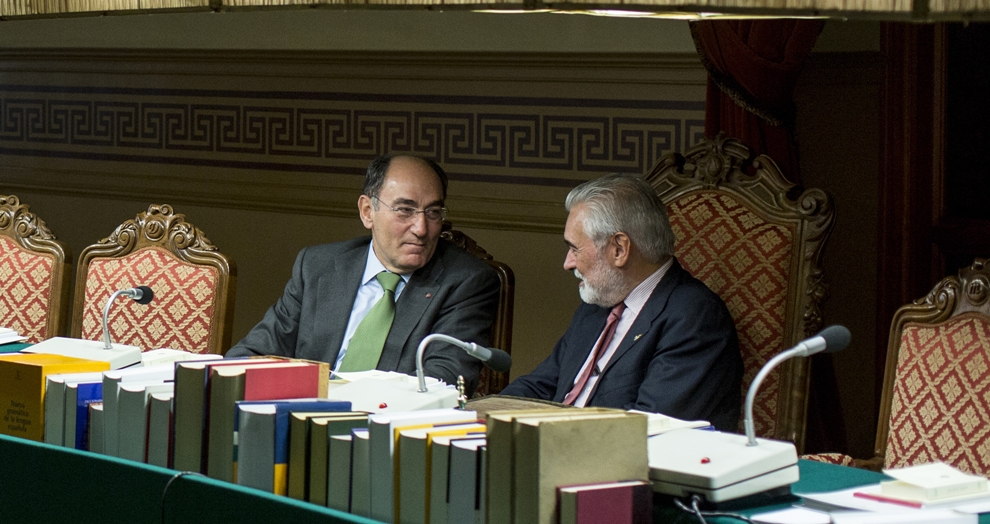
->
xmin=611 ymin=232 xmax=632 ymax=268
xmin=358 ymin=195 xmax=374 ymax=230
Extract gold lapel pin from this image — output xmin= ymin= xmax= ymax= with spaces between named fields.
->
xmin=633 ymin=334 xmax=643 ymax=341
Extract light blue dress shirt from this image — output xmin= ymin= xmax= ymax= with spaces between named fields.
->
xmin=333 ymin=244 xmax=409 ymax=371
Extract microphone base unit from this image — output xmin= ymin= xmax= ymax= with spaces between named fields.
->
xmin=326 ymin=373 xmax=459 ymax=413
xmin=22 ymin=337 xmax=142 ymax=369
xmin=648 ymin=428 xmax=799 ymax=502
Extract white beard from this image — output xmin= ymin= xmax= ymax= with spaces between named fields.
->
xmin=574 ymin=256 xmax=627 ymax=307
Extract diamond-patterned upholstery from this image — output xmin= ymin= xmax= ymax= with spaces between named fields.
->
xmin=645 ymin=134 xmax=834 ymax=451
xmin=70 ymin=204 xmax=235 ymax=354
xmin=440 ymin=223 xmax=515 ymax=398
xmin=885 ymin=314 xmax=990 ymax=476
xmin=0 ymin=195 xmax=71 ymax=344
xmin=806 ymin=258 xmax=990 ymax=474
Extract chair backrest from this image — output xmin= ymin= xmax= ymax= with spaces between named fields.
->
xmin=877 ymin=258 xmax=990 ymax=476
xmin=70 ymin=204 xmax=236 ymax=354
xmin=644 ymin=133 xmax=835 ymax=450
xmin=441 ymin=223 xmax=515 ymax=397
xmin=0 ymin=195 xmax=72 ymax=344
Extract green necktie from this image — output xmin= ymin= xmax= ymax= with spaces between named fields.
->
xmin=339 ymin=271 xmax=403 ymax=372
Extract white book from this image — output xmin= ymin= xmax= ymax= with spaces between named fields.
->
xmin=146 ymin=392 xmax=174 ymax=468
xmin=447 ymin=438 xmax=487 ymax=524
xmin=882 ymin=462 xmax=989 ymax=502
xmin=118 ymin=382 xmax=175 ymax=462
xmin=327 ymin=433 xmax=354 ymax=512
xmin=43 ymin=371 xmax=105 ymax=446
xmin=368 ymin=408 xmax=477 ymax=523
xmin=88 ymin=403 xmax=105 ymax=454
xmin=102 ymin=363 xmax=177 ymax=457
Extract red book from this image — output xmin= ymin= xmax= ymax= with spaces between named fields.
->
xmin=558 ymin=480 xmax=653 ymax=524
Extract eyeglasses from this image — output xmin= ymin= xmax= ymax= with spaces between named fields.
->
xmin=373 ymin=197 xmax=448 ymax=223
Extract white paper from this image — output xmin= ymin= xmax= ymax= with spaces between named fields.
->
xmin=830 ymin=509 xmax=976 ymax=523
xmin=752 ymin=506 xmax=833 ymax=524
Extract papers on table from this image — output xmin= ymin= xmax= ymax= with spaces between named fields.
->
xmin=751 ymin=482 xmax=989 ymax=524
xmin=627 ymin=409 xmax=711 ymax=435
xmin=752 ymin=506 xmax=977 ymax=524
xmin=0 ymin=327 xmax=26 ymax=345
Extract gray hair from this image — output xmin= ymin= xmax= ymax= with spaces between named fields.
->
xmin=565 ymin=173 xmax=675 ymax=264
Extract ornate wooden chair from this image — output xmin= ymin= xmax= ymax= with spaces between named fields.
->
xmin=441 ymin=222 xmax=515 ymax=397
xmin=808 ymin=258 xmax=990 ymax=476
xmin=70 ymin=204 xmax=236 ymax=354
xmin=644 ymin=133 xmax=835 ymax=451
xmin=0 ymin=195 xmax=72 ymax=344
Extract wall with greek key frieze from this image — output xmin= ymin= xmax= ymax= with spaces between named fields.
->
xmin=0 ymin=48 xmax=707 ymax=378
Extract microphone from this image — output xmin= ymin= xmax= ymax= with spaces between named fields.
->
xmin=102 ymin=286 xmax=155 ymax=349
xmin=414 ymin=333 xmax=512 ymax=393
xmin=743 ymin=324 xmax=851 ymax=446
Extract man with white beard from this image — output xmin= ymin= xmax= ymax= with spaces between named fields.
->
xmin=500 ymin=173 xmax=742 ymax=431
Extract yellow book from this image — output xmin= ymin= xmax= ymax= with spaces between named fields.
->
xmin=0 ymin=353 xmax=110 ymax=442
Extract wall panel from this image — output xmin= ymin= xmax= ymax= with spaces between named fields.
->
xmin=0 ymin=48 xmax=706 ymax=378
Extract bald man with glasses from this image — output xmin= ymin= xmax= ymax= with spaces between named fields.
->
xmin=227 ymin=154 xmax=500 ymax=394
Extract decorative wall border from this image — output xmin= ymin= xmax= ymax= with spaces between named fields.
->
xmin=0 ymin=50 xmax=707 ymax=232
xmin=0 ymin=85 xmax=704 ymax=188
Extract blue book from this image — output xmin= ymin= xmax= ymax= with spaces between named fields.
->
xmin=72 ymin=382 xmax=103 ymax=450
xmin=234 ymin=399 xmax=351 ymax=494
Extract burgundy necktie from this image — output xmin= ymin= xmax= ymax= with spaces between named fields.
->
xmin=563 ymin=302 xmax=627 ymax=406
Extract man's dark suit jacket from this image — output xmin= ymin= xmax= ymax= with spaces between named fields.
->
xmin=226 ymin=236 xmax=500 ymax=392
xmin=501 ymin=259 xmax=742 ymax=431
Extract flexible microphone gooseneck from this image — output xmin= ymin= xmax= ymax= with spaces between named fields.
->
xmin=102 ymin=285 xmax=155 ymax=349
xmin=743 ymin=325 xmax=851 ymax=446
xmin=414 ymin=333 xmax=512 ymax=393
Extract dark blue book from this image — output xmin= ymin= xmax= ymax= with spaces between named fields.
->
xmin=73 ymin=382 xmax=103 ymax=450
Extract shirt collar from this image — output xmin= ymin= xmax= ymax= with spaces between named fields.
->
xmin=621 ymin=257 xmax=674 ymax=316
xmin=362 ymin=243 xmax=411 ymax=286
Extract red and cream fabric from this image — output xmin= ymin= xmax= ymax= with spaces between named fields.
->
xmin=885 ymin=313 xmax=990 ymax=476
xmin=0 ymin=235 xmax=57 ymax=344
xmin=79 ymin=247 xmax=219 ymax=354
xmin=668 ymin=190 xmax=793 ymax=436
xmin=800 ymin=453 xmax=857 ymax=467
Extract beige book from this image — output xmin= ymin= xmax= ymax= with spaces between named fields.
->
xmin=485 ymin=408 xmax=618 ymax=524
xmin=512 ymin=412 xmax=648 ymax=524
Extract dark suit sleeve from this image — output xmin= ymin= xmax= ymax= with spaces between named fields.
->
xmin=499 ymin=305 xmax=595 ymax=401
xmin=225 ymin=247 xmax=308 ymax=358
xmin=416 ymin=258 xmax=501 ymax=390
xmin=628 ymin=286 xmax=742 ymax=432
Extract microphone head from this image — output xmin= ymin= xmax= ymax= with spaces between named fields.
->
xmin=817 ymin=325 xmax=851 ymax=354
xmin=134 ymin=285 xmax=155 ymax=305
xmin=484 ymin=348 xmax=512 ymax=373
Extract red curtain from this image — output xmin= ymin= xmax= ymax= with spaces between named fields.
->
xmin=692 ymin=19 xmax=848 ymax=454
xmin=690 ymin=19 xmax=825 ymax=185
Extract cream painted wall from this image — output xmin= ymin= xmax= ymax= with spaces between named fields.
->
xmin=0 ymin=9 xmax=697 ymax=53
